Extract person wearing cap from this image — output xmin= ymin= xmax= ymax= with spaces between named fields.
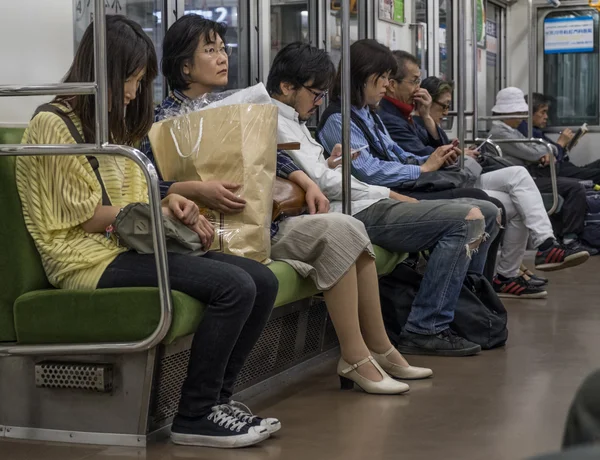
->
xmin=489 ymin=87 xmax=593 ymax=254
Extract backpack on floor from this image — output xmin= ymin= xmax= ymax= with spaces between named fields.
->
xmin=586 ymin=191 xmax=600 ymax=214
xmin=580 ymin=192 xmax=600 ymax=248
xmin=379 ymin=260 xmax=508 ymax=350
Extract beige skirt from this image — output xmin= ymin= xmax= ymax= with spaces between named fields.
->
xmin=270 ymin=213 xmax=375 ymax=291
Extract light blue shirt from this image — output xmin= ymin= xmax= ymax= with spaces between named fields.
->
xmin=318 ymin=106 xmax=423 ymax=188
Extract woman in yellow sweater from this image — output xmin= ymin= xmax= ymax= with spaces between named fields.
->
xmin=16 ymin=15 xmax=279 ymax=449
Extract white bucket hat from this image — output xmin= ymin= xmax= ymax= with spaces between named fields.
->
xmin=492 ymin=87 xmax=529 ymax=114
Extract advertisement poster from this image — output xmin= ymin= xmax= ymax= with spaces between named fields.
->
xmin=379 ymin=0 xmax=404 ymax=25
xmin=476 ymin=0 xmax=486 ymax=48
xmin=544 ymin=16 xmax=594 ymax=54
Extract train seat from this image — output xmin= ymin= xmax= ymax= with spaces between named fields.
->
xmin=0 ymin=142 xmax=404 ymax=346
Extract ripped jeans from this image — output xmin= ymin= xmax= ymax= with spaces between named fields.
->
xmin=354 ymin=198 xmax=493 ymax=335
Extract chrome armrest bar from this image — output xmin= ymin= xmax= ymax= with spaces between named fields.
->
xmin=485 ymin=138 xmax=559 ymax=216
xmin=340 ymin=0 xmax=351 ymax=214
xmin=446 ymin=111 xmax=474 ymax=117
xmin=478 ymin=115 xmax=531 ymax=121
xmin=0 ymin=83 xmax=97 ymax=97
xmin=0 ymin=144 xmax=173 ymax=356
xmin=474 ymin=138 xmax=504 ymax=157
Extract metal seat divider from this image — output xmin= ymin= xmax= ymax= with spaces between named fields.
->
xmin=0 ymin=0 xmax=173 ymax=356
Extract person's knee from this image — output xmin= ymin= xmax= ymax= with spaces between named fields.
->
xmin=464 ymin=207 xmax=486 ymax=252
xmin=466 ymin=207 xmax=484 ymax=221
xmin=251 ymin=263 xmax=279 ymax=300
xmin=221 ymin=267 xmax=258 ymax=311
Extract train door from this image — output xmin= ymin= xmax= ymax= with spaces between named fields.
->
xmin=485 ymin=1 xmax=506 ymax=131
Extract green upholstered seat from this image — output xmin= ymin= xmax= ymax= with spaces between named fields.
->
xmin=0 ymin=140 xmax=406 ymax=346
xmin=0 ymin=127 xmax=25 ymax=145
xmin=13 ymin=247 xmax=403 ymax=345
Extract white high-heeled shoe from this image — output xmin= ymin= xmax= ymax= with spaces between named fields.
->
xmin=337 ymin=355 xmax=410 ymax=394
xmin=371 ymin=347 xmax=433 ymax=380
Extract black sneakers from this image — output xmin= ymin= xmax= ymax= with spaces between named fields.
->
xmin=493 ymin=275 xmax=547 ymax=299
xmin=396 ymin=329 xmax=481 ymax=357
xmin=535 ymin=241 xmax=589 ymax=272
xmin=564 ymin=239 xmax=599 ymax=257
xmin=171 ymin=406 xmax=270 ymax=448
xmin=222 ymin=400 xmax=282 ymax=434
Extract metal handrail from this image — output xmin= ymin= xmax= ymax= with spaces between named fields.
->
xmin=472 ymin=0 xmax=479 ymax=145
xmin=0 ymin=84 xmax=97 ymax=97
xmin=478 ymin=138 xmax=560 ymax=216
xmin=0 ymin=0 xmax=174 ymax=356
xmin=340 ymin=0 xmax=351 ymax=214
xmin=470 ymin=138 xmax=504 ymax=157
xmin=457 ymin=0 xmax=467 ymax=169
xmin=0 ymin=145 xmax=173 ymax=356
xmin=479 ymin=115 xmax=531 ymax=121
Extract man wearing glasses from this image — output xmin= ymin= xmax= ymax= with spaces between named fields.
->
xmin=377 ymin=50 xmax=448 ymax=158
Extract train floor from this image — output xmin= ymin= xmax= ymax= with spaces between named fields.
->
xmin=2 ymin=255 xmax=600 ymax=460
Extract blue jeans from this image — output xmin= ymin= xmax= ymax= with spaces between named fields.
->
xmin=354 ymin=198 xmax=491 ymax=335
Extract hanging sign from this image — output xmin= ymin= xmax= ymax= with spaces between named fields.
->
xmin=544 ymin=16 xmax=594 ymax=54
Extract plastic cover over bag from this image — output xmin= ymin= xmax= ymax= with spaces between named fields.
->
xmin=148 ymin=84 xmax=277 ymax=263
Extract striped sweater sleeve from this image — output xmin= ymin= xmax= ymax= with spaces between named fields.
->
xmin=17 ymin=112 xmax=102 ymax=231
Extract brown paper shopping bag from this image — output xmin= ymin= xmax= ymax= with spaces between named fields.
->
xmin=148 ymin=104 xmax=277 ymax=263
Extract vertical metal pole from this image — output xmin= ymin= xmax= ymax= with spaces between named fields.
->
xmin=527 ymin=0 xmax=534 ymax=138
xmin=94 ymin=0 xmax=109 ymax=146
xmin=341 ymin=0 xmax=352 ymax=214
xmin=457 ymin=0 xmax=467 ymax=168
xmin=472 ymin=0 xmax=479 ymax=140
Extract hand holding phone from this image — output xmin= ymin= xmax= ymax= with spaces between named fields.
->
xmin=333 ymin=145 xmax=369 ymax=163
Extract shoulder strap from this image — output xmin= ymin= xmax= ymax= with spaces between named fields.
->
xmin=33 ymin=103 xmax=112 ymax=206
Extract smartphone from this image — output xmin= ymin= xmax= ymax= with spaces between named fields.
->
xmin=451 ymin=139 xmax=460 ymax=147
xmin=333 ymin=145 xmax=369 ymax=163
xmin=474 ymin=134 xmax=493 ymax=152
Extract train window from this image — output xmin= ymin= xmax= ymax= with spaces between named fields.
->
xmin=184 ymin=0 xmax=246 ymax=91
xmin=328 ymin=0 xmax=359 ymax=66
xmin=439 ymin=0 xmax=454 ymax=82
xmin=270 ymin=1 xmax=309 ymax=65
xmin=74 ymin=0 xmax=164 ymax=103
xmin=543 ymin=9 xmax=599 ymax=127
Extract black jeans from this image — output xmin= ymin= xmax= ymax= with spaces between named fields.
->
xmin=97 ymin=251 xmax=278 ymax=419
xmin=398 ymin=187 xmax=505 ymax=282
xmin=557 ymin=159 xmax=600 ymax=184
xmin=531 ymin=170 xmax=587 ymax=237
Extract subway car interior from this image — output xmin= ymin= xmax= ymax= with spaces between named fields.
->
xmin=2 ymin=0 xmax=600 ymax=459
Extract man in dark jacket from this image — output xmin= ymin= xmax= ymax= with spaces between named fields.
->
xmin=377 ymin=50 xmax=447 ymax=157
xmin=518 ymin=93 xmax=600 ymax=184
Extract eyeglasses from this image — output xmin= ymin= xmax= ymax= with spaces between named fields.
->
xmin=434 ymin=100 xmax=451 ymax=111
xmin=303 ymin=85 xmax=328 ymax=104
xmin=404 ymin=77 xmax=422 ymax=86
xmin=389 ymin=77 xmax=422 ymax=87
xmin=202 ymin=45 xmax=233 ymax=59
